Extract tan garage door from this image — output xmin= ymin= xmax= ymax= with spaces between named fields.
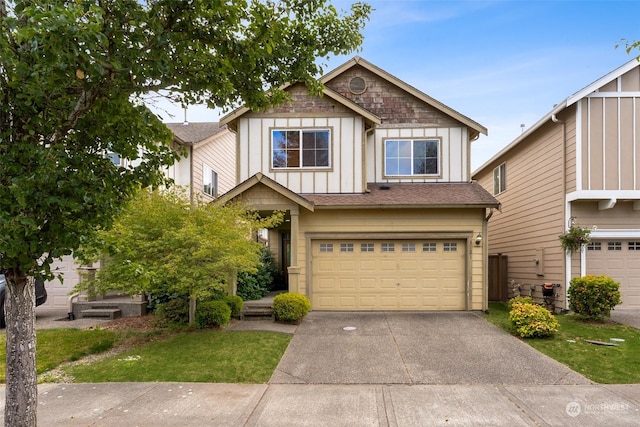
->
xmin=311 ymin=239 xmax=466 ymax=310
xmin=586 ymin=240 xmax=640 ymax=308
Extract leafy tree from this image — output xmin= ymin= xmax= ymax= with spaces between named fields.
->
xmin=77 ymin=188 xmax=283 ymax=324
xmin=0 ymin=1 xmax=370 ymax=424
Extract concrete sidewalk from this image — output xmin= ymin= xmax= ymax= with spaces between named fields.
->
xmin=0 ymin=382 xmax=638 ymax=426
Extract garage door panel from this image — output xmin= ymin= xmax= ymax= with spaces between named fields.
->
xmin=587 ymin=240 xmax=640 ymax=308
xmin=312 ymin=239 xmax=466 ymax=311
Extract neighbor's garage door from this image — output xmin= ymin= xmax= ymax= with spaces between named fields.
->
xmin=311 ymin=239 xmax=466 ymax=310
xmin=586 ymin=240 xmax=640 ymax=308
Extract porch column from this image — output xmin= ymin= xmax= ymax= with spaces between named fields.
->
xmin=287 ymin=207 xmax=300 ymax=293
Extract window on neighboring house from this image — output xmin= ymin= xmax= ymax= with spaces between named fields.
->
xmin=203 ymin=164 xmax=218 ymax=197
xmin=384 ymin=139 xmax=439 ymax=176
xmin=272 ymin=129 xmax=330 ymax=169
xmin=493 ymin=163 xmax=506 ymax=195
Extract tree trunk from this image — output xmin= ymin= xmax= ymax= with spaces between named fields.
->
xmin=4 ymin=273 xmax=38 ymax=427
xmin=189 ymin=296 xmax=196 ymax=325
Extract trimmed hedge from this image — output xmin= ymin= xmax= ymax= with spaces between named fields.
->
xmin=196 ymin=300 xmax=231 ymax=328
xmin=272 ymin=292 xmax=311 ymax=322
xmin=509 ymin=302 xmax=559 ymax=338
xmin=224 ymin=295 xmax=244 ymax=318
xmin=568 ymin=275 xmax=621 ymax=320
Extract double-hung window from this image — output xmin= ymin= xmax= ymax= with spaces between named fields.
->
xmin=272 ymin=129 xmax=330 ymax=169
xmin=203 ymin=164 xmax=218 ymax=197
xmin=384 ymin=139 xmax=439 ymax=176
xmin=493 ymin=163 xmax=506 ymax=195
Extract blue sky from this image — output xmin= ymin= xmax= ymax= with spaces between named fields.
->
xmin=150 ymin=0 xmax=640 ymax=171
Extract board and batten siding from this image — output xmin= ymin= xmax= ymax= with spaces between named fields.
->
xmin=368 ymin=126 xmax=469 ymax=183
xmin=291 ymin=208 xmax=486 ymax=310
xmin=237 ymin=116 xmax=364 ymax=194
xmin=476 ymin=121 xmax=567 ymax=291
xmin=577 ymin=68 xmax=640 ymax=192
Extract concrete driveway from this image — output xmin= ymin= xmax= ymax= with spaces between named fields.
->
xmin=270 ymin=311 xmax=591 ymax=385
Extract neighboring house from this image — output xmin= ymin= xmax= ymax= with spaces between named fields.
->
xmin=473 ymin=58 xmax=640 ymax=310
xmin=218 ymin=56 xmax=499 ymax=311
xmin=40 ymin=122 xmax=235 ymax=310
xmin=164 ymin=122 xmax=236 ymax=201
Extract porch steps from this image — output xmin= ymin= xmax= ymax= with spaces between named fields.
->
xmin=241 ymin=302 xmax=274 ymax=321
xmin=80 ymin=307 xmax=122 ymax=320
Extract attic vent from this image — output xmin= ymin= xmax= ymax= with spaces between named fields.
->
xmin=348 ymin=76 xmax=366 ymax=94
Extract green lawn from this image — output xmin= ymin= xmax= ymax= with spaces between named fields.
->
xmin=0 ymin=326 xmax=291 ymax=384
xmin=0 ymin=328 xmax=119 ymax=382
xmin=65 ymin=329 xmax=291 ymax=383
xmin=483 ymin=302 xmax=640 ymax=384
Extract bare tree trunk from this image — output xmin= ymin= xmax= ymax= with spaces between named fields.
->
xmin=189 ymin=296 xmax=196 ymax=325
xmin=4 ymin=273 xmax=37 ymax=427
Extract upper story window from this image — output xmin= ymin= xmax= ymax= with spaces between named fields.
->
xmin=272 ymin=129 xmax=330 ymax=169
xmin=493 ymin=163 xmax=506 ymax=195
xmin=203 ymin=164 xmax=218 ymax=197
xmin=384 ymin=139 xmax=439 ymax=176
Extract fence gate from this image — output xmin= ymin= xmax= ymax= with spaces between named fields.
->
xmin=488 ymin=254 xmax=508 ymax=302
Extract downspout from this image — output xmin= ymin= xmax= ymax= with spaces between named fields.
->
xmin=552 ymin=113 xmax=570 ymax=309
xmin=482 ymin=207 xmax=495 ymax=312
xmin=189 ymin=145 xmax=194 ymax=203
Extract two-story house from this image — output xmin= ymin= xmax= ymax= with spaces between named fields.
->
xmin=218 ymin=56 xmax=499 ymax=311
xmin=473 ymin=58 xmax=640 ymax=310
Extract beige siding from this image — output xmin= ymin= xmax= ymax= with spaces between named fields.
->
xmin=191 ymin=130 xmax=236 ymax=201
xmin=237 ymin=116 xmax=364 ymax=194
xmin=571 ymin=201 xmax=640 ymax=228
xmin=565 ymin=110 xmax=578 ymax=193
xmin=475 ymin=121 xmax=567 ymax=303
xmin=289 ymin=208 xmax=486 ymax=310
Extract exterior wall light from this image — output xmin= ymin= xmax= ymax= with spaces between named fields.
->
xmin=475 ymin=233 xmax=482 ymax=245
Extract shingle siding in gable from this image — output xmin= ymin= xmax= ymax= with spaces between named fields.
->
xmin=256 ymin=83 xmax=354 ymax=116
xmin=325 ymin=65 xmax=460 ymax=126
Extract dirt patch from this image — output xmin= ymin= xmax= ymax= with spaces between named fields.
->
xmin=101 ymin=314 xmax=158 ymax=332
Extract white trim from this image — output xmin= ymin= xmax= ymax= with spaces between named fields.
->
xmin=602 ymin=99 xmax=606 ymax=189
xmin=590 ymin=229 xmax=640 ymax=239
xmin=580 ymin=249 xmax=586 ymax=277
xmin=588 ymin=99 xmax=592 ymax=190
xmin=576 ymin=101 xmax=583 ymax=191
xmin=565 ymin=201 xmax=572 ymax=309
xmin=618 ymin=97 xmax=622 ymax=190
xmin=566 ymin=190 xmax=640 ymax=202
xmin=582 ymin=91 xmax=640 ymax=99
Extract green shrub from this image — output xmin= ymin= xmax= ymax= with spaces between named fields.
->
xmin=195 ymin=300 xmax=231 ymax=329
xmin=568 ymin=275 xmax=622 ymax=320
xmin=224 ymin=295 xmax=244 ymax=318
xmin=237 ymin=246 xmax=280 ymax=300
xmin=272 ymin=292 xmax=311 ymax=322
xmin=508 ymin=295 xmax=534 ymax=308
xmin=508 ymin=302 xmax=559 ymax=338
xmin=155 ymin=297 xmax=190 ymax=326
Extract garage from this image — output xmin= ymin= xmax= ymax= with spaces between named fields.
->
xmin=586 ymin=240 xmax=640 ymax=308
xmin=311 ymin=239 xmax=466 ymax=310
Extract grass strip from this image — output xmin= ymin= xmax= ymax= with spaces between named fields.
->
xmin=66 ymin=329 xmax=291 ymax=383
xmin=483 ymin=302 xmax=640 ymax=384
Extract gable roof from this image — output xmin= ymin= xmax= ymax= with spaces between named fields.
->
xmin=321 ymin=56 xmax=487 ymax=139
xmin=215 ymin=173 xmax=315 ymax=212
xmin=303 ymin=182 xmax=499 ymax=209
xmin=219 ymin=56 xmax=485 ymax=137
xmin=165 ymin=122 xmax=227 ymax=146
xmin=219 ymin=84 xmax=382 ymax=128
xmin=474 ymin=58 xmax=640 ymax=175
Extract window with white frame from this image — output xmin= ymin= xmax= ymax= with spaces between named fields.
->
xmin=203 ymin=164 xmax=218 ymax=197
xmin=493 ymin=163 xmax=506 ymax=195
xmin=272 ymin=129 xmax=330 ymax=168
xmin=384 ymin=139 xmax=439 ymax=176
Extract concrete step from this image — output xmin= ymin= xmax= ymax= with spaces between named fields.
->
xmin=81 ymin=308 xmax=122 ymax=320
xmin=241 ymin=306 xmax=274 ymax=321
